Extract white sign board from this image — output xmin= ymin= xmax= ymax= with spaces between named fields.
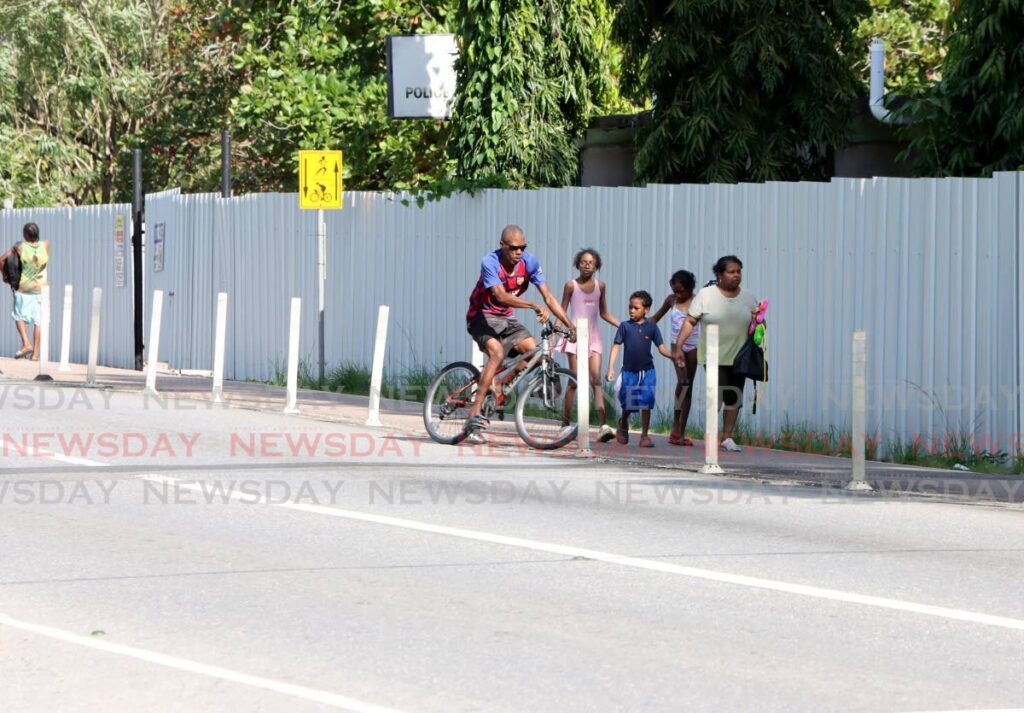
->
xmin=387 ymin=34 xmax=458 ymax=120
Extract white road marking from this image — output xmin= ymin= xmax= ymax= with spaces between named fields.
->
xmin=22 ymin=445 xmax=106 ymax=468
xmin=141 ymin=474 xmax=1024 ymax=633
xmin=0 ymin=613 xmax=407 ymax=713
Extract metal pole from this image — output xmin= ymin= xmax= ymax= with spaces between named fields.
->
xmin=33 ymin=285 xmax=53 ymax=382
xmin=220 ymin=131 xmax=232 ymax=198
xmin=144 ymin=290 xmax=163 ymax=396
xmin=366 ymin=305 xmax=390 ymax=427
xmin=58 ymin=284 xmax=72 ymax=372
xmin=132 ymin=148 xmax=144 ymax=371
xmin=847 ymin=331 xmax=873 ymax=491
xmin=85 ymin=287 xmax=102 ymax=387
xmin=575 ymin=318 xmax=591 ymax=455
xmin=284 ymin=297 xmax=301 ymax=413
xmin=212 ymin=292 xmax=228 ymax=404
xmin=701 ymin=324 xmax=723 ymax=474
xmin=317 ymin=208 xmax=326 ymax=385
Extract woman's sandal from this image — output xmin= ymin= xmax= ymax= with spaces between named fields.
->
xmin=14 ymin=346 xmax=31 ymax=359
xmin=667 ymin=433 xmax=683 ymax=446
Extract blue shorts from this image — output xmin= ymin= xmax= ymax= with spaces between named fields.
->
xmin=619 ymin=368 xmax=657 ymax=413
xmin=12 ymin=291 xmax=41 ymax=326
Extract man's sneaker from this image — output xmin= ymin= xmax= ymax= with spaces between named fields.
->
xmin=598 ymin=424 xmax=615 ymax=443
xmin=465 ymin=431 xmax=486 ymax=445
xmin=721 ymin=437 xmax=742 ymax=452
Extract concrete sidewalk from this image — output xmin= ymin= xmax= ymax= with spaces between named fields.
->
xmin=2 ymin=356 xmax=1022 ymax=503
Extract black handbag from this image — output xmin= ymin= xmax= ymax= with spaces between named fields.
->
xmin=733 ymin=336 xmax=767 ymax=383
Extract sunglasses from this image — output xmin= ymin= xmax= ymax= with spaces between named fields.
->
xmin=502 ymin=243 xmax=527 ymax=252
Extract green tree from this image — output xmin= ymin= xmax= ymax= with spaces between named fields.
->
xmin=854 ymin=1 xmax=949 ymax=92
xmin=227 ymin=0 xmax=453 ymax=193
xmin=448 ymin=0 xmax=611 ymax=188
xmin=0 ymin=1 xmax=170 ymax=206
xmin=896 ymin=0 xmax=1024 ymax=176
xmin=612 ymin=0 xmax=870 ymax=184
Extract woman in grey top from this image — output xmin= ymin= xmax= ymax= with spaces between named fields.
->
xmin=673 ymin=255 xmax=759 ymax=452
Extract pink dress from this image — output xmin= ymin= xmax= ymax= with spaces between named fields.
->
xmin=558 ymin=279 xmax=604 ymax=355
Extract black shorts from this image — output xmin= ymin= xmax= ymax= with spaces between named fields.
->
xmin=467 ymin=315 xmax=531 ymax=356
xmin=703 ymin=364 xmax=746 ymax=410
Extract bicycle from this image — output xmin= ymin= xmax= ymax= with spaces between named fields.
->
xmin=423 ymin=321 xmax=580 ymax=450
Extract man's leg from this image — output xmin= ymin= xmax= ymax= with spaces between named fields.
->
xmin=15 ymin=319 xmax=30 ymax=351
xmin=467 ymin=337 xmax=505 ymax=419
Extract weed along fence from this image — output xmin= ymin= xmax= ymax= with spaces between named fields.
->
xmin=2 ymin=174 xmax=1022 ymax=455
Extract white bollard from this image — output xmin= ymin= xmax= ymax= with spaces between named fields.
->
xmin=85 ymin=288 xmax=102 ymax=387
xmin=59 ymin=284 xmax=72 ymax=372
xmin=284 ymin=297 xmax=301 ymax=413
xmin=575 ymin=318 xmax=591 ymax=454
xmin=847 ymin=331 xmax=873 ymax=491
xmin=701 ymin=324 xmax=723 ymax=474
xmin=34 ymin=285 xmax=53 ymax=382
xmin=366 ymin=305 xmax=390 ymax=427
xmin=144 ymin=290 xmax=164 ymax=396
xmin=212 ymin=292 xmax=228 ymax=404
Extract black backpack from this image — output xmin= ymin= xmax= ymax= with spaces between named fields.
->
xmin=2 ymin=243 xmax=21 ymax=291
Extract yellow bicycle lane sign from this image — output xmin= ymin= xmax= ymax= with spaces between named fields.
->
xmin=299 ymin=150 xmax=343 ymax=210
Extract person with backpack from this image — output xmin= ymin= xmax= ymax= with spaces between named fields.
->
xmin=1 ymin=223 xmax=50 ymax=360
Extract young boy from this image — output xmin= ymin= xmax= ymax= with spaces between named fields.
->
xmin=605 ymin=291 xmax=675 ymax=447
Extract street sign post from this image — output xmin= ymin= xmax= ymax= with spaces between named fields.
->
xmin=298 ymin=150 xmax=343 ymax=385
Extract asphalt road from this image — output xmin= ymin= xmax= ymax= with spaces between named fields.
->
xmin=2 ymin=384 xmax=1024 ymax=712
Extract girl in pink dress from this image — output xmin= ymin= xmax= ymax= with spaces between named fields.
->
xmin=558 ymin=249 xmax=620 ymax=441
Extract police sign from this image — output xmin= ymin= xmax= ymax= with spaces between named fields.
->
xmin=386 ymin=34 xmax=458 ymax=120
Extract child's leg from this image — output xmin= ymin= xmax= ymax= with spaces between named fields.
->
xmin=562 ymin=352 xmax=577 ymax=425
xmin=671 ymin=364 xmax=686 ymax=437
xmin=640 ymin=409 xmax=651 ymax=437
xmin=679 ymin=350 xmax=697 ymax=438
xmin=589 ymin=351 xmax=605 ymax=424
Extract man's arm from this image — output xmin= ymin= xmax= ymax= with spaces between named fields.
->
xmin=537 ymin=282 xmax=573 ymax=331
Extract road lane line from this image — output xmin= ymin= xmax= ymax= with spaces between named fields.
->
xmin=22 ymin=446 xmax=106 ymax=468
xmin=140 ymin=475 xmax=1024 ymax=633
xmin=0 ymin=612 xmax=407 ymax=713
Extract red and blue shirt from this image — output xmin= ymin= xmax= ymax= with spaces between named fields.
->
xmin=466 ymin=249 xmax=545 ymax=322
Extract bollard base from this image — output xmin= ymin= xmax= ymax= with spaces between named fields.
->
xmin=365 ymin=418 xmax=384 ymax=428
xmin=575 ymin=448 xmax=594 ymax=458
xmin=700 ymin=463 xmax=724 ymax=475
xmin=143 ymin=387 xmax=159 ymax=397
xmin=845 ymin=480 xmax=874 ymax=492
xmin=283 ymin=405 xmax=300 ymax=414
xmin=33 ymin=374 xmax=54 ymax=382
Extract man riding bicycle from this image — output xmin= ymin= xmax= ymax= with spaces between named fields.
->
xmin=464 ymin=224 xmax=576 ymax=436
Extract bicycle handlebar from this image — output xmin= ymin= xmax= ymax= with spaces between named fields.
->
xmin=542 ymin=320 xmax=576 ymax=342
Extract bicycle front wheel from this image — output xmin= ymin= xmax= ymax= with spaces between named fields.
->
xmin=423 ymin=361 xmax=480 ymax=445
xmin=515 ymin=367 xmax=578 ymax=450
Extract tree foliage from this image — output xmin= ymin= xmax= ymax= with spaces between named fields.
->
xmin=854 ymin=0 xmax=949 ymax=92
xmin=226 ymin=0 xmax=453 ymax=193
xmin=0 ymin=1 xmax=169 ymax=206
xmin=612 ymin=0 xmax=870 ymax=184
xmin=448 ymin=0 xmax=611 ymax=188
xmin=896 ymin=0 xmax=1024 ymax=176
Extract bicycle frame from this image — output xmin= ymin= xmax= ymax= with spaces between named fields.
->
xmin=492 ymin=328 xmax=562 ymax=408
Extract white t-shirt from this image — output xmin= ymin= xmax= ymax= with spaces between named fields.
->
xmin=688 ymin=286 xmax=759 ymax=366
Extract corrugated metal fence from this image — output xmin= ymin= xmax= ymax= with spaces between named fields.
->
xmin=3 ymin=173 xmax=1022 ymax=450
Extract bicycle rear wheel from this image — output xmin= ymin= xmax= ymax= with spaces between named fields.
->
xmin=515 ymin=367 xmax=578 ymax=450
xmin=423 ymin=361 xmax=480 ymax=445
